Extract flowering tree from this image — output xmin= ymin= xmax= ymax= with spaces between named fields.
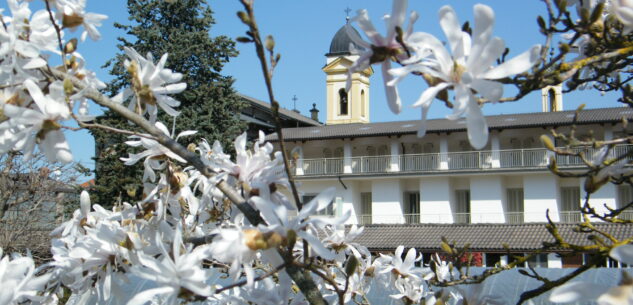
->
xmin=2 ymin=0 xmax=633 ymax=304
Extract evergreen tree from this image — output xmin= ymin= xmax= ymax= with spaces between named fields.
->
xmin=92 ymin=0 xmax=245 ymax=205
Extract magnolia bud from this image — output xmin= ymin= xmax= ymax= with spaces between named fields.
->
xmin=345 ymin=255 xmax=359 ymax=277
xmin=62 ymin=13 xmax=84 ymax=29
xmin=64 ymin=38 xmax=78 ymax=54
xmin=265 ymin=35 xmax=275 ymax=52
xmin=540 ymin=135 xmax=555 ymax=151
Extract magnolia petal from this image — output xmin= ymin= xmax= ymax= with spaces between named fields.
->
xmin=382 ymin=61 xmax=402 ymax=114
xmin=153 ymin=83 xmax=187 ymax=95
xmin=353 ymin=9 xmax=385 ymax=46
xmin=300 ymin=187 xmax=336 ymax=219
xmin=469 ymin=37 xmax=505 ymax=77
xmin=298 ymin=231 xmax=335 ymax=260
xmin=446 ymin=84 xmax=470 ymax=120
xmin=610 ymin=244 xmax=633 ymax=265
xmin=402 ymin=247 xmax=417 ymax=270
xmin=466 ymin=4 xmax=495 ymax=69
xmin=466 ymin=96 xmax=489 ymax=149
xmin=23 ymin=57 xmax=47 ymax=69
xmin=386 ymin=0 xmax=408 ymax=41
xmin=412 ymin=82 xmax=449 ymax=108
xmin=80 ymin=190 xmax=91 ymax=217
xmin=482 ymin=45 xmax=542 ymax=79
xmin=24 ymin=79 xmax=48 ymax=112
xmin=252 ymin=196 xmax=282 ymax=226
xmin=417 ymin=106 xmax=430 ymax=138
xmin=470 ymin=78 xmax=503 ymax=104
xmin=549 ymin=282 xmax=608 ymax=303
xmin=126 ymin=286 xmax=175 ymax=305
xmin=438 ymin=5 xmax=463 ymax=56
xmin=345 ymin=24 xmax=371 ymax=49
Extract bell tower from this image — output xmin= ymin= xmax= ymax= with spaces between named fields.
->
xmin=541 ymin=84 xmax=563 ymax=112
xmin=323 ymin=24 xmax=373 ymax=125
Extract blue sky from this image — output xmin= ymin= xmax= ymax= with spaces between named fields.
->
xmin=1 ymin=1 xmax=621 ymax=178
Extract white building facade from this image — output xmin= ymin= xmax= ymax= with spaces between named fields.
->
xmin=268 ymin=23 xmax=633 ymax=268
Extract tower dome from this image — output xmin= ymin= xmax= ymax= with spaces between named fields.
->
xmin=326 ymin=25 xmax=365 ymax=57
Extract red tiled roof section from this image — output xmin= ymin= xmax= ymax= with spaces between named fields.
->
xmin=79 ymin=179 xmax=95 ymax=189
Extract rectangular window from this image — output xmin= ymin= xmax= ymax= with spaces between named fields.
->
xmin=618 ymin=185 xmax=633 ymax=220
xmin=302 ymin=195 xmax=334 ymax=216
xmin=506 ymin=188 xmax=524 ymax=224
xmin=527 ymin=253 xmax=549 ymax=268
xmin=560 ymin=187 xmax=580 ymax=222
xmin=360 ymin=192 xmax=372 ymax=225
xmin=403 ymin=192 xmax=420 ymax=224
xmin=455 ymin=190 xmax=470 ymax=224
xmin=485 ymin=253 xmax=502 ymax=267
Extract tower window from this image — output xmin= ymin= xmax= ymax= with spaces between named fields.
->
xmin=339 ymin=88 xmax=348 ymax=115
xmin=548 ymin=88 xmax=557 ymax=112
xmin=361 ymin=89 xmax=366 ymax=117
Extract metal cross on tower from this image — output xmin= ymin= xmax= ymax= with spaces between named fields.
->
xmin=345 ymin=7 xmax=352 ymax=22
xmin=292 ymin=95 xmax=298 ymax=111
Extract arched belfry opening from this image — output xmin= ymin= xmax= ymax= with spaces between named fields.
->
xmin=542 ymin=84 xmax=563 ymax=112
xmin=323 ymin=22 xmax=373 ymax=125
xmin=339 ymin=88 xmax=348 ymax=115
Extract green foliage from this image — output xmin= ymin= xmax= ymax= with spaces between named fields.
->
xmin=91 ymin=0 xmax=246 ymax=206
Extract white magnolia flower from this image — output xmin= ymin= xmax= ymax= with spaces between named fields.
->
xmin=120 ymin=121 xmax=196 ymax=182
xmin=0 ymin=248 xmax=53 ymax=305
xmin=611 ymin=0 xmax=633 ymax=33
xmin=449 ymin=283 xmax=503 ymax=305
xmin=0 ymin=0 xmax=50 ymax=73
xmin=114 ymin=47 xmax=186 ymax=122
xmin=251 ymin=187 xmax=350 ymax=260
xmin=128 ymin=226 xmax=214 ymax=305
xmin=0 ymin=79 xmax=72 ymax=163
xmin=389 ymin=4 xmax=541 ymax=149
xmin=54 ymin=0 xmax=108 ymax=41
xmin=375 ymin=245 xmax=423 ymax=280
xmin=390 ymin=277 xmax=425 ymax=303
xmin=549 ymin=275 xmax=633 ymax=305
xmin=550 ymin=245 xmax=633 ymax=304
xmin=346 ymin=0 xmax=419 ymax=114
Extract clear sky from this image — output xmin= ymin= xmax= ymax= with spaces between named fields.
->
xmin=0 ymin=0 xmax=621 ymax=179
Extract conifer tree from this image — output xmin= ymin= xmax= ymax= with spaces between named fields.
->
xmin=92 ymin=0 xmax=245 ymax=205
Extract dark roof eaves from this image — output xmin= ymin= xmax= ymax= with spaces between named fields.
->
xmin=269 ymin=107 xmax=630 ymax=142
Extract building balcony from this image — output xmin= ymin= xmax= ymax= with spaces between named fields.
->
xmin=297 ymin=145 xmax=633 ymax=177
xmin=355 ymin=210 xmax=633 ymax=225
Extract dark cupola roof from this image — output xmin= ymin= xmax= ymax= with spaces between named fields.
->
xmin=326 ymin=24 xmax=365 ymax=57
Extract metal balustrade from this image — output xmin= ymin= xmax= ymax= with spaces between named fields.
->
xmin=298 ymin=145 xmax=633 ymax=176
xmin=355 ymin=211 xmax=592 ymax=225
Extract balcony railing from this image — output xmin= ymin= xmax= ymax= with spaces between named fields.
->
xmin=298 ymin=145 xmax=633 ymax=176
xmin=356 ymin=211 xmax=590 ymax=225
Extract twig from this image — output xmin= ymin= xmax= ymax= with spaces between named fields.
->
xmin=214 ymin=263 xmax=286 ymax=294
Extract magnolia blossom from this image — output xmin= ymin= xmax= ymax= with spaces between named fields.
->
xmin=611 ymin=0 xmax=633 ymax=33
xmin=251 ymin=187 xmax=350 ymax=261
xmin=114 ymin=47 xmax=186 ymax=122
xmin=389 ymin=4 xmax=541 ymax=149
xmin=345 ymin=0 xmax=419 ymax=114
xmin=0 ymin=248 xmax=52 ymax=305
xmin=128 ymin=226 xmax=215 ymax=305
xmin=0 ymin=79 xmax=72 ymax=163
xmin=550 ymin=244 xmax=633 ymax=304
xmin=374 ymin=245 xmax=424 ymax=280
xmin=53 ymin=0 xmax=107 ymax=41
xmin=120 ymin=121 xmax=196 ymax=182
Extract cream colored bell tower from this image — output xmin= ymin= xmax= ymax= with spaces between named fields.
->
xmin=323 ymin=25 xmax=373 ymax=125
